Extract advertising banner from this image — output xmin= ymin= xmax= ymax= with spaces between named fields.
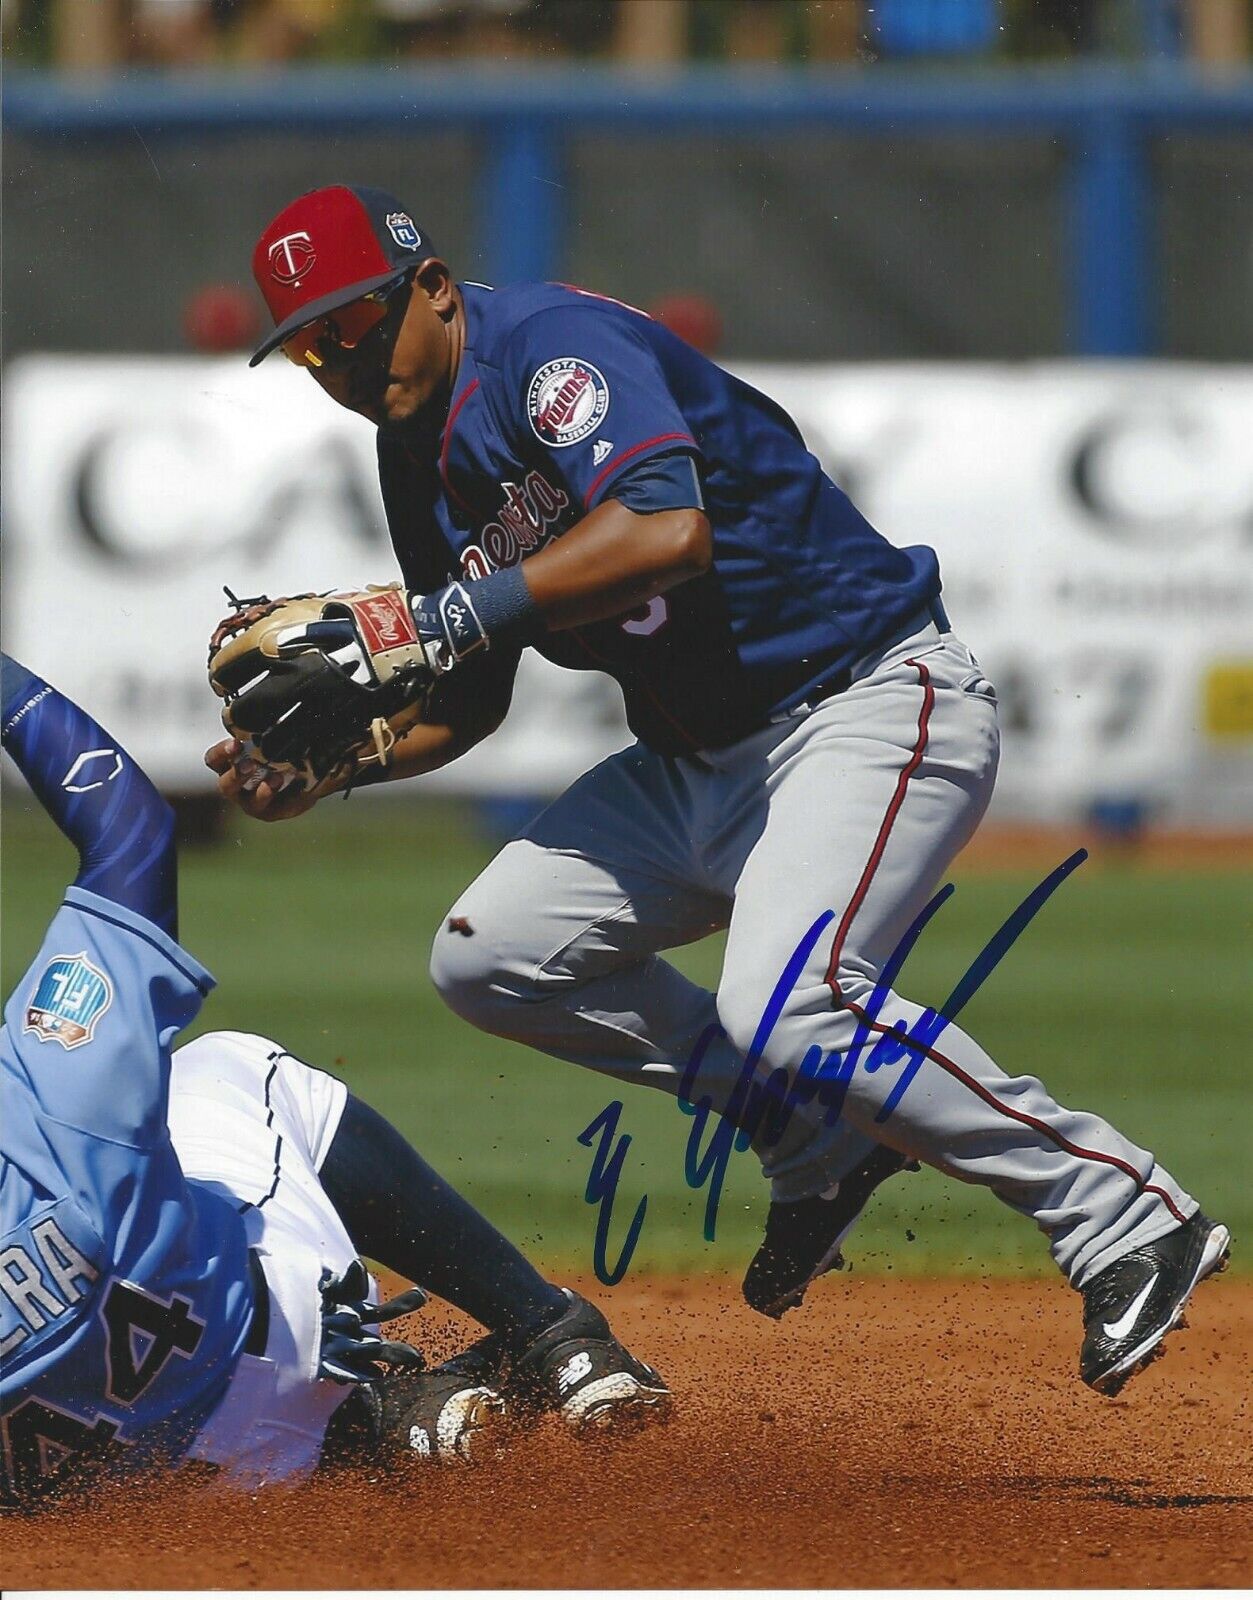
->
xmin=4 ymin=357 xmax=1251 ymax=821
xmin=738 ymin=363 xmax=1253 ymax=824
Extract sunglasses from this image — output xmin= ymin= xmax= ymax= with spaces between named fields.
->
xmin=281 ymin=276 xmax=410 ymax=369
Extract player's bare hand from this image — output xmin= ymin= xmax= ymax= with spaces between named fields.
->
xmin=204 ymin=738 xmax=322 ymax=822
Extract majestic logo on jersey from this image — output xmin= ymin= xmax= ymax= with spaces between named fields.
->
xmin=268 ymin=231 xmax=316 ymax=284
xmin=592 ymin=439 xmax=614 ymax=466
xmin=527 ymin=358 xmax=610 ymax=449
xmin=24 ymin=954 xmax=113 ymax=1050
xmin=386 ymin=212 xmax=422 ymax=251
xmin=459 ymin=471 xmax=572 ymax=580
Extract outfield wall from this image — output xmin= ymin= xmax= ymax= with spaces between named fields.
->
xmin=7 ymin=66 xmax=1253 ymax=363
xmin=4 ymin=357 xmax=1251 ymax=823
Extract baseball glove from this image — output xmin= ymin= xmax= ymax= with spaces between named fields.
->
xmin=208 ymin=585 xmax=436 ymax=797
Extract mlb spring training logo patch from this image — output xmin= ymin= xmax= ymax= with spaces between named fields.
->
xmin=24 ymin=953 xmax=113 ymax=1050
xmin=527 ymin=358 xmax=610 ymax=448
xmin=386 ymin=212 xmax=422 ymax=251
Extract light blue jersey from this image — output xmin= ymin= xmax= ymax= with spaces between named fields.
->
xmin=1 ymin=888 xmax=254 ymax=1502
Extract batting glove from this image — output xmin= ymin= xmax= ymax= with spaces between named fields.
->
xmin=318 ymin=1259 xmax=428 ymax=1386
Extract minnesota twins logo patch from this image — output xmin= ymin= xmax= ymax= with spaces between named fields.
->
xmin=527 ymin=358 xmax=610 ymax=448
xmin=24 ymin=953 xmax=113 ymax=1050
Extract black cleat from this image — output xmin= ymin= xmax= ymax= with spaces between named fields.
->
xmin=511 ymin=1290 xmax=672 ymax=1436
xmin=380 ymin=1350 xmax=508 ymax=1464
xmin=743 ymin=1145 xmax=918 ymax=1319
xmin=1080 ymin=1211 xmax=1231 ymax=1396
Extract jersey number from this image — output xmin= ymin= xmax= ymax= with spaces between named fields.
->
xmin=1 ymin=1398 xmax=120 ymax=1504
xmin=620 ymin=597 xmax=669 ymax=637
xmin=0 ymin=1282 xmax=206 ymax=1503
xmin=102 ymin=1280 xmax=206 ymax=1404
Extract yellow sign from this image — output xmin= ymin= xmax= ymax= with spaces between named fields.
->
xmin=1203 ymin=662 xmax=1253 ymax=739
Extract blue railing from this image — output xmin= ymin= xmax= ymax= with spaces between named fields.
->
xmin=7 ymin=63 xmax=1253 ymax=355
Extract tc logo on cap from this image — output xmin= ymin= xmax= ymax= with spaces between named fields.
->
xmin=268 ymin=230 xmax=317 ymax=285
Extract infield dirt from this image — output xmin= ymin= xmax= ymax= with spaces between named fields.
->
xmin=5 ymin=1272 xmax=1249 ymax=1590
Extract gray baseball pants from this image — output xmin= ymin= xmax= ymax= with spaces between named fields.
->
xmin=430 ymin=616 xmax=1195 ymax=1287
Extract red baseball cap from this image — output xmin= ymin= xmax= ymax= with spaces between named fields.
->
xmin=249 ymin=185 xmax=436 ymax=366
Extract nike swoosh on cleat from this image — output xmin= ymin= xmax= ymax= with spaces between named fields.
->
xmin=1103 ymin=1272 xmax=1159 ymax=1340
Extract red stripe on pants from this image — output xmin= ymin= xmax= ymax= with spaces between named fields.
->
xmin=842 ymin=1002 xmax=1189 ymax=1226
xmin=818 ymin=654 xmax=1186 ymax=1228
xmin=823 ymin=658 xmax=935 ymax=1002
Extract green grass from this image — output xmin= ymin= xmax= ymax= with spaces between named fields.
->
xmin=3 ymin=790 xmax=1248 ymax=1280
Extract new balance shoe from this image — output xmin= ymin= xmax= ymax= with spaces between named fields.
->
xmin=380 ymin=1349 xmax=508 ymax=1463
xmin=1080 ymin=1210 xmax=1231 ymax=1396
xmin=511 ymin=1289 xmax=672 ymax=1435
xmin=743 ymin=1144 xmax=918 ymax=1319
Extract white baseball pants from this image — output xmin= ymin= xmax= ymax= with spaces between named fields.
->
xmin=169 ymin=1030 xmax=355 ymax=1484
xmin=430 ymin=620 xmax=1195 ymax=1287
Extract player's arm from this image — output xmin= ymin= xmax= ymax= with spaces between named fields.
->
xmin=394 ymin=477 xmax=708 ymax=672
xmin=2 ymin=652 xmax=213 ymax=1151
xmin=508 ymin=313 xmax=713 ymax=628
xmin=383 ymin=641 xmax=519 ymax=767
xmin=204 ymin=640 xmax=520 ymax=820
xmin=391 ymin=308 xmax=710 ymax=674
xmin=2 ymin=653 xmax=177 ymax=937
xmin=507 ymin=495 xmax=710 ymax=632
xmin=393 ymin=480 xmax=709 ymax=664
xmin=506 ymin=330 xmax=713 ymax=630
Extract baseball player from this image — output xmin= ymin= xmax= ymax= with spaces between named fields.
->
xmin=216 ymin=183 xmax=1230 ymax=1398
xmin=1 ymin=651 xmax=669 ymax=1507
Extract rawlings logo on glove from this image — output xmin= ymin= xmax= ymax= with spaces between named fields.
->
xmin=207 ymin=584 xmax=438 ymax=798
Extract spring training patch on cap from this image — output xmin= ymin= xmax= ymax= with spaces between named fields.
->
xmin=24 ymin=953 xmax=113 ymax=1049
xmin=527 ymin=358 xmax=610 ymax=448
xmin=386 ymin=212 xmax=422 ymax=251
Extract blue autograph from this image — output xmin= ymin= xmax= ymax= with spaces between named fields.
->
xmin=577 ymin=849 xmax=1088 ymax=1285
xmin=576 ymin=1100 xmax=648 ymax=1286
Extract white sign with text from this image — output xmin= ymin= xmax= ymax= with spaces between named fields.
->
xmin=4 ymin=357 xmax=1251 ymax=821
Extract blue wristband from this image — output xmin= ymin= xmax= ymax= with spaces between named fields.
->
xmin=414 ymin=566 xmax=543 ymax=666
xmin=412 ymin=567 xmax=543 ymax=668
xmin=467 ymin=564 xmax=543 ymax=646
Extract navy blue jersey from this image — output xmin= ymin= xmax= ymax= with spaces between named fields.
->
xmin=379 ymin=282 xmax=941 ymax=753
xmin=0 ymin=891 xmax=254 ymax=1503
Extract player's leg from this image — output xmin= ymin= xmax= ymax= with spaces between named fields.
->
xmin=428 ymin=742 xmax=867 ymax=1179
xmin=715 ymin=630 xmax=1226 ymax=1381
xmin=430 ymin=744 xmax=725 ymax=1066
xmin=366 ymin=1282 xmax=672 ymax=1461
xmin=319 ymin=1091 xmax=567 ymax=1341
xmin=285 ymin=1048 xmax=672 ymax=1451
xmin=170 ymin=1031 xmax=668 ymax=1467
